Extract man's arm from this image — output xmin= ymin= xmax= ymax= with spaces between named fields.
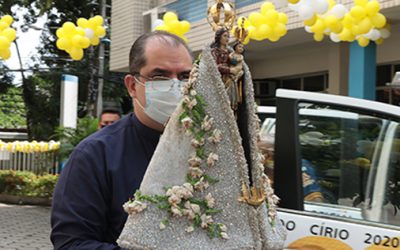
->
xmin=51 ymin=147 xmax=121 ymax=250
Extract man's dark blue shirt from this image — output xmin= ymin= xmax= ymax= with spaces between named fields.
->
xmin=51 ymin=113 xmax=161 ymax=249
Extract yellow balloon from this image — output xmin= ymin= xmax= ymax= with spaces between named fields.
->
xmin=357 ymin=36 xmax=370 ymax=47
xmin=365 ymin=1 xmax=380 ymax=16
xmin=350 ymin=6 xmax=366 ymax=20
xmin=249 ymin=12 xmax=264 ymax=27
xmin=355 ymin=0 xmax=368 ymax=7
xmin=339 ymin=28 xmax=352 ymax=41
xmin=92 ymin=15 xmax=104 ymax=26
xmin=0 ymin=21 xmax=8 ymax=31
xmin=90 ymin=37 xmax=100 ymax=46
xmin=371 ymin=13 xmax=386 ymax=28
xmin=80 ymin=37 xmax=91 ymax=48
xmin=265 ymin=10 xmax=279 ymax=25
xmin=70 ymin=47 xmax=84 ymax=60
xmin=169 ymin=20 xmax=182 ymax=33
xmin=358 ymin=17 xmax=372 ymax=34
xmin=62 ymin=22 xmax=76 ymax=34
xmin=278 ymin=13 xmax=288 ymax=25
xmin=327 ymin=0 xmax=335 ymax=8
xmin=56 ymin=28 xmax=64 ymax=38
xmin=0 ymin=48 xmax=11 ymax=60
xmin=250 ymin=27 xmax=264 ymax=41
xmin=180 ymin=20 xmax=190 ymax=33
xmin=324 ymin=15 xmax=338 ymax=28
xmin=0 ymin=36 xmax=11 ymax=50
xmin=76 ymin=27 xmax=86 ymax=36
xmin=351 ymin=24 xmax=361 ymax=35
xmin=259 ymin=24 xmax=272 ymax=38
xmin=77 ymin=18 xmax=89 ymax=28
xmin=2 ymin=28 xmax=16 ymax=41
xmin=56 ymin=37 xmax=70 ymax=50
xmin=330 ymin=22 xmax=343 ymax=34
xmin=269 ymin=34 xmax=280 ymax=42
xmin=342 ymin=14 xmax=355 ymax=29
xmin=313 ymin=33 xmax=324 ymax=42
xmin=1 ymin=15 xmax=13 ymax=26
xmin=261 ymin=2 xmax=275 ymax=15
xmin=375 ymin=38 xmax=384 ymax=45
xmin=274 ymin=23 xmax=287 ymax=37
xmin=95 ymin=26 xmax=106 ymax=37
xmin=72 ymin=34 xmax=84 ymax=48
xmin=304 ymin=15 xmax=317 ymax=26
xmin=310 ymin=19 xmax=325 ymax=34
xmin=88 ymin=18 xmax=98 ymax=30
xmin=163 ymin=12 xmax=178 ymax=25
xmin=288 ymin=0 xmax=300 ymax=3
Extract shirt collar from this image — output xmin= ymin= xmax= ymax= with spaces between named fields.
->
xmin=131 ymin=113 xmax=162 ymax=141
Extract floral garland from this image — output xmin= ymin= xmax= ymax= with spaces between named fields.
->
xmin=0 ymin=140 xmax=60 ymax=153
xmin=123 ymin=64 xmax=228 ymax=239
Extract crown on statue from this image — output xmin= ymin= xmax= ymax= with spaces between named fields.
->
xmin=208 ymin=1 xmax=249 ymax=43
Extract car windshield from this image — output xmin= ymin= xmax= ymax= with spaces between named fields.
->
xmin=258 ymin=103 xmax=400 ymax=226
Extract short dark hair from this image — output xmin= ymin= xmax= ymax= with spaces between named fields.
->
xmin=128 ymin=31 xmax=193 ymax=74
xmin=101 ymin=109 xmax=121 ymax=118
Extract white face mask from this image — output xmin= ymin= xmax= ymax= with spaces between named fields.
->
xmin=135 ymin=79 xmax=184 ymax=125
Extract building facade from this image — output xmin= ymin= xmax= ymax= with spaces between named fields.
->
xmin=110 ymin=0 xmax=400 ymax=105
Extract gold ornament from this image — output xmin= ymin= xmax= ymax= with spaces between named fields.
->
xmin=207 ymin=0 xmax=236 ymax=31
xmin=238 ymin=181 xmax=266 ymax=207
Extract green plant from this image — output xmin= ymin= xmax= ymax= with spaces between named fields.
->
xmin=52 ymin=116 xmax=99 ymax=162
xmin=0 ymin=170 xmax=58 ymax=198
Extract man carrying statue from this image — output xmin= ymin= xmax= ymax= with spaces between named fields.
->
xmin=51 ymin=1 xmax=286 ymax=249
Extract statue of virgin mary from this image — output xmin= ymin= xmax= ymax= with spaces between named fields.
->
xmin=117 ymin=44 xmax=286 ymax=250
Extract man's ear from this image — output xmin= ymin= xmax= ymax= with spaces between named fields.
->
xmin=124 ymin=74 xmax=137 ymax=98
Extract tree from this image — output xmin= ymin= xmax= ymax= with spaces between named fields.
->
xmin=1 ymin=0 xmax=128 ymax=140
xmin=0 ymin=61 xmax=14 ymax=94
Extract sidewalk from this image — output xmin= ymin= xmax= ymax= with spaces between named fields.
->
xmin=0 ymin=203 xmax=52 ymax=250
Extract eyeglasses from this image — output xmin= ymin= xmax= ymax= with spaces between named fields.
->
xmin=133 ymin=72 xmax=189 ymax=92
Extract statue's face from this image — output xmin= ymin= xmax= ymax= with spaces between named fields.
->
xmin=220 ymin=31 xmax=229 ymax=46
xmin=235 ymin=43 xmax=244 ymax=54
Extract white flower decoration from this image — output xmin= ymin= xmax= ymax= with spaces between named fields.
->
xmin=123 ymin=200 xmax=147 ymax=215
xmin=200 ymin=214 xmax=213 ymax=229
xmin=201 ymin=115 xmax=213 ymax=131
xmin=205 ymin=193 xmax=215 ymax=208
xmin=188 ymin=155 xmax=202 ymax=167
xmin=207 ymin=153 xmax=219 ymax=167
xmin=188 ymin=167 xmax=204 ymax=179
xmin=181 ymin=117 xmax=193 ymax=130
xmin=207 ymin=129 xmax=222 ymax=144
xmin=191 ymin=138 xmax=205 ymax=148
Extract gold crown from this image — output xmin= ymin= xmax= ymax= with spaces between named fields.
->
xmin=208 ymin=1 xmax=249 ymax=43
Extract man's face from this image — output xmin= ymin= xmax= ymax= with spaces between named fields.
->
xmin=98 ymin=113 xmax=121 ymax=129
xmin=125 ymin=38 xmax=192 ymax=131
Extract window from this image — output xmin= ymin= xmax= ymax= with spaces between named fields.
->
xmin=253 ymin=72 xmax=329 ymax=105
xmin=376 ymin=62 xmax=400 ymax=106
xmin=296 ymin=103 xmax=400 ymax=226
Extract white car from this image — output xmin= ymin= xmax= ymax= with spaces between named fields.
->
xmin=258 ymin=89 xmax=400 ymax=249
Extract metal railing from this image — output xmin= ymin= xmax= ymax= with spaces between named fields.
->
xmin=0 ymin=150 xmax=60 ymax=175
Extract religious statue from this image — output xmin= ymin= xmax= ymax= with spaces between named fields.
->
xmin=117 ymin=1 xmax=286 ymax=249
xmin=210 ymin=28 xmax=242 ymax=111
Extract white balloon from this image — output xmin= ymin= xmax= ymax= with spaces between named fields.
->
xmin=298 ymin=5 xmax=314 ymax=20
xmin=380 ymin=28 xmax=391 ymax=39
xmin=330 ymin=4 xmax=348 ymax=19
xmin=329 ymin=33 xmax=341 ymax=42
xmin=84 ymin=28 xmax=94 ymax=39
xmin=313 ymin=0 xmax=329 ymax=14
xmin=369 ymin=29 xmax=381 ymax=41
xmin=152 ymin=19 xmax=164 ymax=30
xmin=305 ymin=26 xmax=313 ymax=33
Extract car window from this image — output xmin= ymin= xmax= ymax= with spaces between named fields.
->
xmin=258 ymin=103 xmax=400 ymax=227
xmin=298 ymin=102 xmax=400 ymax=226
